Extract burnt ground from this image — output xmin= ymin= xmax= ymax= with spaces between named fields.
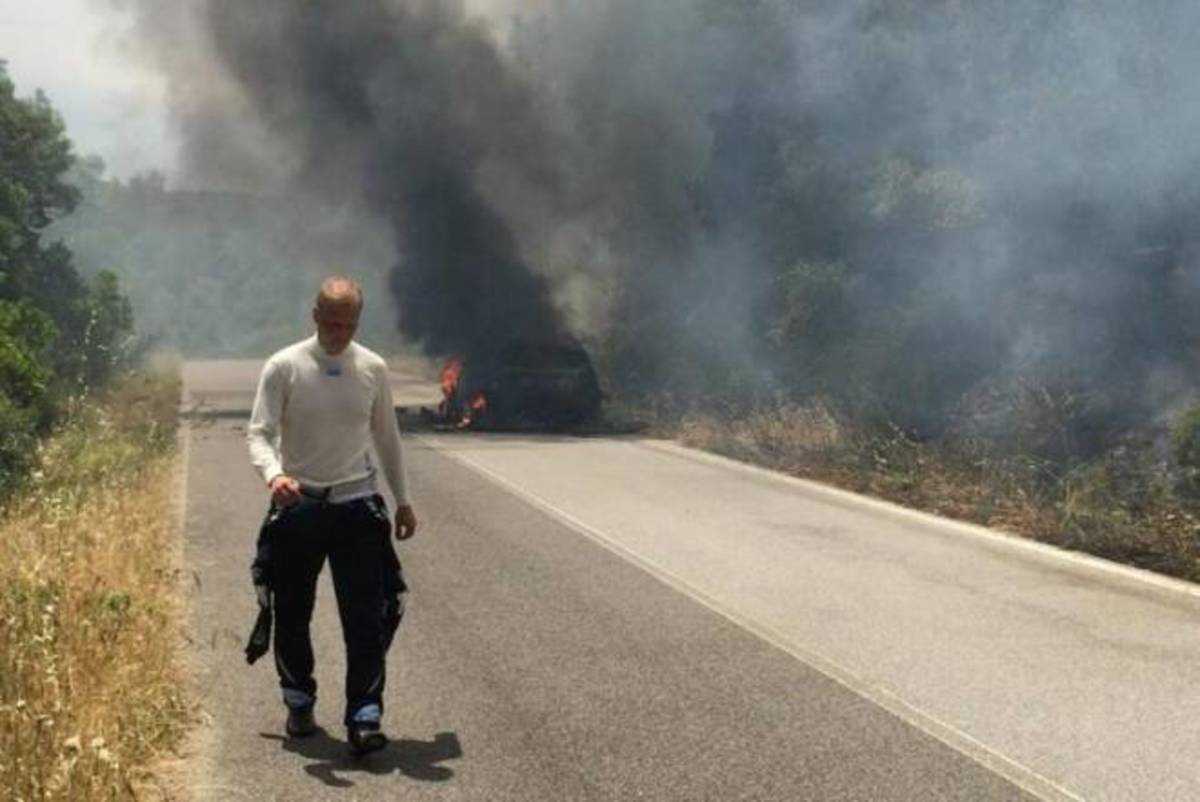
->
xmin=397 ymin=406 xmax=651 ymax=438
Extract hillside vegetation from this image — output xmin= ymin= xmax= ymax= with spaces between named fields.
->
xmin=0 ymin=66 xmax=134 ymax=498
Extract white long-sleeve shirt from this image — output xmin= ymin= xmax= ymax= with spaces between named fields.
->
xmin=246 ymin=335 xmax=410 ymax=505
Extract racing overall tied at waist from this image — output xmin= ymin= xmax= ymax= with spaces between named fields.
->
xmin=244 ymin=472 xmax=407 ymax=675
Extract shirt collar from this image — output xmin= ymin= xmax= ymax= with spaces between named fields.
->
xmin=306 ymin=335 xmax=352 ymax=361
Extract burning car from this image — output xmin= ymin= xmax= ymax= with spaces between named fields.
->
xmin=440 ymin=339 xmax=603 ymax=429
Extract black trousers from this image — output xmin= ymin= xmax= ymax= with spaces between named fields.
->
xmin=263 ymin=494 xmax=402 ymax=725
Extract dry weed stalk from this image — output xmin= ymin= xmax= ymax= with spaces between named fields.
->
xmin=0 ymin=367 xmax=189 ymax=801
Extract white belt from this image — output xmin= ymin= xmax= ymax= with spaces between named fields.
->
xmin=298 ymin=474 xmax=378 ymax=505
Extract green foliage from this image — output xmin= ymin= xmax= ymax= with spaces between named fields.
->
xmin=0 ymin=74 xmax=78 ymax=238
xmin=0 ymin=299 xmax=55 ymax=408
xmin=0 ymin=63 xmax=137 ymax=498
xmin=0 ymin=392 xmax=37 ymax=498
xmin=29 ymin=365 xmax=181 ymax=508
xmin=767 ymin=260 xmax=848 ymax=347
xmin=59 ymin=270 xmax=134 ymax=392
xmin=1172 ymin=405 xmax=1200 ymax=471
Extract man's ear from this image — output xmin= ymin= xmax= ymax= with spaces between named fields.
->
xmin=311 ymin=307 xmax=321 ymax=325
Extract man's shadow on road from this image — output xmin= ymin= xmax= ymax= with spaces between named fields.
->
xmin=261 ymin=729 xmax=463 ymax=788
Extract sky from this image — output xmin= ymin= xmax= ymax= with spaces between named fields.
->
xmin=1 ymin=0 xmax=175 ymax=179
xmin=0 ymin=0 xmax=537 ymax=183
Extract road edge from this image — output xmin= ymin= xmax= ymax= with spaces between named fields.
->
xmin=149 ymin=418 xmax=220 ymax=802
xmin=642 ymin=439 xmax=1200 ymax=605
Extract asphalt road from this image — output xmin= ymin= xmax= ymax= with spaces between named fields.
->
xmin=178 ymin=360 xmax=1200 ymax=801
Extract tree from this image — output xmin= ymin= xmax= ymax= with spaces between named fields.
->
xmin=0 ymin=62 xmax=135 ymax=494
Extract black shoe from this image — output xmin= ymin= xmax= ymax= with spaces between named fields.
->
xmin=347 ymin=722 xmax=388 ymax=756
xmin=286 ymin=705 xmax=317 ymax=738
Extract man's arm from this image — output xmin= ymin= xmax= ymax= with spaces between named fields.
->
xmin=371 ymin=362 xmax=418 ymax=539
xmin=248 ymin=359 xmax=300 ymax=506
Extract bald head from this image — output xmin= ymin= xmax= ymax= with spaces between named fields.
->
xmin=312 ymin=275 xmax=363 ymax=354
xmin=315 ymin=275 xmax=364 ymax=312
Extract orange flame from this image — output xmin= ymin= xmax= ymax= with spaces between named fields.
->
xmin=457 ymin=392 xmax=489 ymax=429
xmin=440 ymin=356 xmax=486 ymax=428
xmin=440 ymin=357 xmax=463 ymax=398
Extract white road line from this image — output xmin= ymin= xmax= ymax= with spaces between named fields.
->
xmin=420 ymin=435 xmax=1084 ymax=802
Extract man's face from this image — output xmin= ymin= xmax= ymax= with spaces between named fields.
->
xmin=313 ymin=299 xmax=361 ymax=355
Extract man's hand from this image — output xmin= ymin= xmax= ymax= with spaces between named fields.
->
xmin=394 ymin=504 xmax=418 ymax=541
xmin=269 ymin=474 xmax=302 ymax=507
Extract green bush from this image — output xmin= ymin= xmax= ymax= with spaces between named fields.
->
xmin=1170 ymin=404 xmax=1200 ymax=501
xmin=1172 ymin=404 xmax=1200 ymax=472
xmin=0 ymin=65 xmax=137 ymax=499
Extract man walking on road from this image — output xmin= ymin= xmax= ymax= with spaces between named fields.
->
xmin=246 ymin=275 xmax=418 ymax=755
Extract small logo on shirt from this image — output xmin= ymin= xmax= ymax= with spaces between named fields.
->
xmin=325 ymin=366 xmax=342 ymax=377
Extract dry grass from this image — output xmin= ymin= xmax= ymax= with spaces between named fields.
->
xmin=0 ymin=361 xmax=191 ymax=801
xmin=679 ymin=401 xmax=1200 ymax=583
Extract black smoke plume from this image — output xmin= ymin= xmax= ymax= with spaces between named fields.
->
xmin=121 ymin=0 xmax=567 ymax=359
xmin=117 ymin=0 xmax=1200 ymax=440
